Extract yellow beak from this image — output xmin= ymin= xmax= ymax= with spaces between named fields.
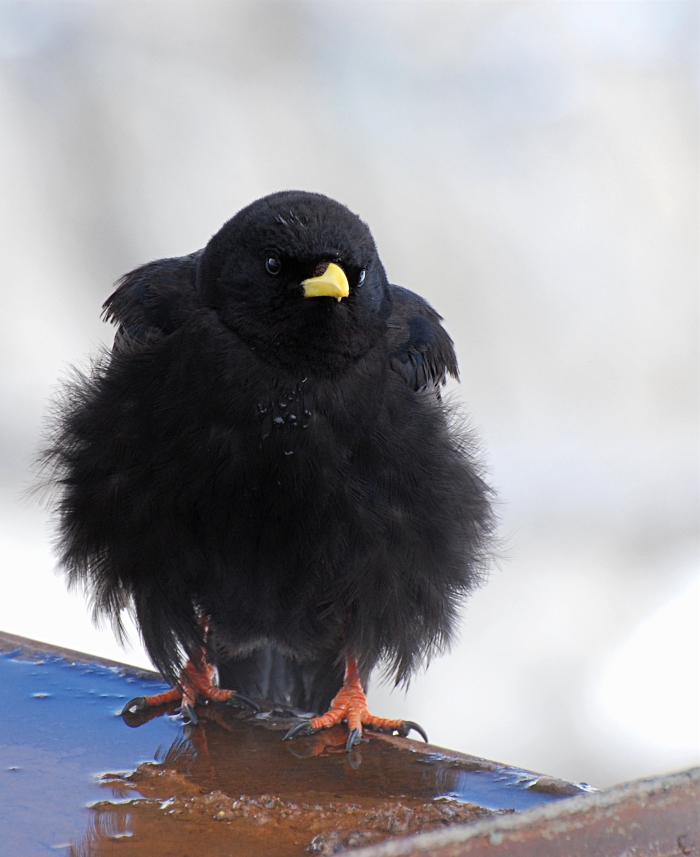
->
xmin=301 ymin=262 xmax=350 ymax=302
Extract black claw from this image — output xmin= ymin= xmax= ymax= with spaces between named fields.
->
xmin=283 ymin=719 xmax=316 ymax=741
xmin=346 ymin=727 xmax=362 ymax=752
xmin=121 ymin=697 xmax=147 ymax=716
xmin=225 ymin=691 xmax=260 ymax=712
xmin=181 ymin=701 xmax=199 ymax=725
xmin=399 ymin=720 xmax=429 ymax=743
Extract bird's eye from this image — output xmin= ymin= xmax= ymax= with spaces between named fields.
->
xmin=357 ymin=270 xmax=366 ymax=288
xmin=265 ymin=256 xmax=282 ymax=276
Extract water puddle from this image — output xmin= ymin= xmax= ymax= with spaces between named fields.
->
xmin=1 ymin=650 xmax=177 ymax=855
xmin=0 ymin=641 xmax=587 ymax=856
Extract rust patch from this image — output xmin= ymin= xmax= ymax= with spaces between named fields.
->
xmin=351 ymin=768 xmax=700 ymax=857
xmin=74 ymin=763 xmax=506 ymax=856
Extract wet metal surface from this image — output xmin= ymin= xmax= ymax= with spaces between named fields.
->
xmin=0 ymin=633 xmax=589 ymax=857
xmin=0 ymin=643 xmax=177 ymax=856
xmin=352 ymin=768 xmax=700 ymax=857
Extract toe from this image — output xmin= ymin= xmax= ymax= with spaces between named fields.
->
xmin=399 ymin=720 xmax=429 ymax=742
xmin=224 ymin=691 xmax=260 ymax=712
xmin=283 ymin=719 xmax=317 ymax=741
xmin=121 ymin=697 xmax=146 ymax=716
xmin=181 ymin=701 xmax=199 ymax=725
xmin=345 ymin=727 xmax=362 ymax=752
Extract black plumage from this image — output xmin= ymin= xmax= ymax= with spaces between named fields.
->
xmin=43 ymin=191 xmax=493 ymax=723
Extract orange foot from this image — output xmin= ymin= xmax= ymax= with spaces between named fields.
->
xmin=121 ymin=650 xmax=258 ymax=725
xmin=284 ymin=656 xmax=428 ymax=752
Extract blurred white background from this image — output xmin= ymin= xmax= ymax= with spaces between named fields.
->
xmin=0 ymin=1 xmax=696 ymax=789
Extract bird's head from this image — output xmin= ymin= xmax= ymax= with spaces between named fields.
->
xmin=198 ymin=191 xmax=392 ymax=372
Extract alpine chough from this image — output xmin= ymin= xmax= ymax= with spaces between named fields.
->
xmin=43 ymin=191 xmax=493 ymax=749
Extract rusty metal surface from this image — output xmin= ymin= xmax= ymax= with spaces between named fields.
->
xmin=3 ymin=630 xmax=696 ymax=857
xmin=1 ymin=631 xmax=588 ymax=856
xmin=353 ymin=768 xmax=700 ymax=857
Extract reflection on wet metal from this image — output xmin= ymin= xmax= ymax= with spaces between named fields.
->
xmin=443 ymin=768 xmax=585 ymax=811
xmin=0 ymin=643 xmax=177 ymax=857
xmin=1 ymin=633 xmax=589 ymax=857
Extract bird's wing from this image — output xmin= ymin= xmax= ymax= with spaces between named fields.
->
xmin=102 ymin=251 xmax=202 ymax=349
xmin=386 ymin=284 xmax=459 ymax=392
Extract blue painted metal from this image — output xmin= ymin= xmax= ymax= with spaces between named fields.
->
xmin=446 ymin=767 xmax=574 ymax=811
xmin=0 ymin=651 xmax=176 ymax=856
xmin=0 ymin=641 xmax=584 ymax=856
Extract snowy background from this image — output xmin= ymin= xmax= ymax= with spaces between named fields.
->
xmin=0 ymin=0 xmax=697 ymax=788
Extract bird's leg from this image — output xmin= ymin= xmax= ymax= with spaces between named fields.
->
xmin=284 ymin=655 xmax=428 ymax=751
xmin=121 ymin=643 xmax=258 ymax=724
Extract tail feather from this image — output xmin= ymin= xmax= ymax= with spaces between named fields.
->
xmin=216 ymin=646 xmax=344 ymax=715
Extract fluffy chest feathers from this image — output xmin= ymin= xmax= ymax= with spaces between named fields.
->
xmin=147 ymin=310 xmax=417 ymax=537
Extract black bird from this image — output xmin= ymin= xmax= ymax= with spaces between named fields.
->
xmin=44 ymin=191 xmax=493 ymax=749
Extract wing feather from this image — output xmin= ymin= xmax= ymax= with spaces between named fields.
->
xmin=387 ymin=285 xmax=459 ymax=393
xmin=102 ymin=251 xmax=201 ymax=349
